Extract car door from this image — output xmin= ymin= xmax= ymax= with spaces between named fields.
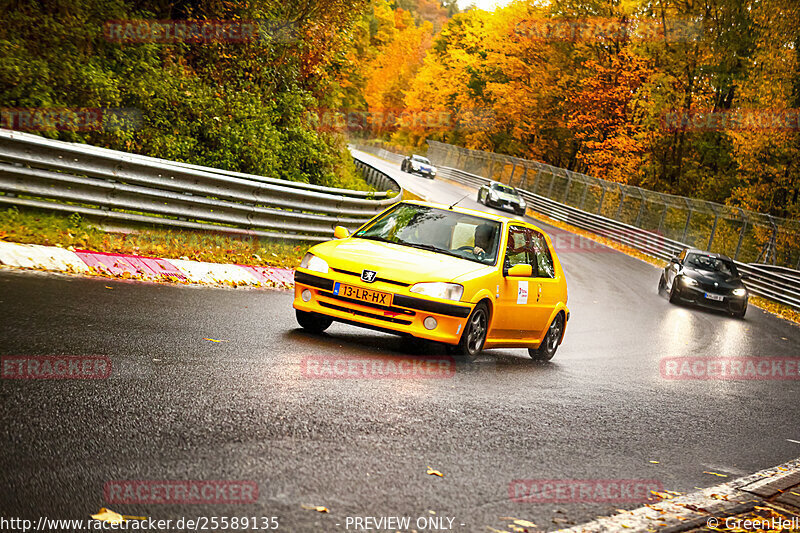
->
xmin=492 ymin=225 xmax=542 ymax=341
xmin=528 ymin=230 xmax=560 ymax=338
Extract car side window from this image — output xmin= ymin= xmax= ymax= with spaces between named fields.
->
xmin=530 ymin=230 xmax=555 ymax=278
xmin=504 ymin=226 xmax=538 ymax=275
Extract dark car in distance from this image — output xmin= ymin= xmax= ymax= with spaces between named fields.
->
xmin=477 ymin=181 xmax=527 ymax=216
xmin=659 ymin=248 xmax=749 ymax=318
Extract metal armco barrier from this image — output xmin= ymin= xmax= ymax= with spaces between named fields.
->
xmin=0 ymin=129 xmax=402 ymax=242
xmin=437 ymin=166 xmax=800 ymax=311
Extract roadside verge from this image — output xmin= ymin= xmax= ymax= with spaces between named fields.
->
xmin=0 ymin=240 xmax=293 ymax=289
xmin=555 ymin=458 xmax=800 ymax=532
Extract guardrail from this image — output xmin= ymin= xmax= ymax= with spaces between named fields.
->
xmin=428 ymin=140 xmax=800 ymax=270
xmin=0 ymin=129 xmax=401 ymax=242
xmin=437 ymin=167 xmax=800 ymax=311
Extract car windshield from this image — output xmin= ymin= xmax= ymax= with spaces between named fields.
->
xmin=685 ymin=253 xmax=737 ymax=276
xmin=491 ymin=183 xmax=517 ymax=195
xmin=412 ymin=155 xmax=430 ymax=164
xmin=353 ymin=203 xmax=501 ymax=265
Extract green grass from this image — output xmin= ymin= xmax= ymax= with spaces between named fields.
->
xmin=0 ymin=206 xmax=309 ymax=269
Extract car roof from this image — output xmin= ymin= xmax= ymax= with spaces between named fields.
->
xmin=400 ymin=200 xmax=546 ymax=233
xmin=684 ymin=248 xmax=733 ymax=261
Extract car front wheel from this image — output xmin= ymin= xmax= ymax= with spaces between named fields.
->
xmin=528 ymin=313 xmax=563 ymax=361
xmin=450 ymin=302 xmax=489 ymax=361
xmin=296 ymin=310 xmax=333 ymax=333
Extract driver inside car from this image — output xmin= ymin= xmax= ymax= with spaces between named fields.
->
xmin=473 ymin=223 xmax=497 ymax=259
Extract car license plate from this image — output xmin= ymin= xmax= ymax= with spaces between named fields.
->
xmin=704 ymin=293 xmax=724 ymax=301
xmin=333 ymin=282 xmax=392 ymax=306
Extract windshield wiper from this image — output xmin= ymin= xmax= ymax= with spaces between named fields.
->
xmin=402 ymin=242 xmax=471 ymax=261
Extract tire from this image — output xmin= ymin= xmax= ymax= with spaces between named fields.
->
xmin=450 ymin=302 xmax=489 ymax=361
xmin=668 ymin=280 xmax=680 ymax=303
xmin=658 ymin=274 xmax=666 ymax=294
xmin=296 ymin=310 xmax=332 ymax=333
xmin=528 ymin=313 xmax=564 ymax=361
xmin=732 ymin=303 xmax=747 ymax=319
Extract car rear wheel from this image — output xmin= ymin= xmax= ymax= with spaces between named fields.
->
xmin=296 ymin=310 xmax=333 ymax=333
xmin=528 ymin=313 xmax=563 ymax=361
xmin=658 ymin=273 xmax=667 ymax=294
xmin=450 ymin=302 xmax=489 ymax=361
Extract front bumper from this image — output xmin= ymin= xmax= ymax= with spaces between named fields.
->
xmin=414 ymin=167 xmax=435 ymax=177
xmin=486 ymin=198 xmax=525 ymax=214
xmin=673 ymin=285 xmax=747 ymax=313
xmin=293 ymin=270 xmax=472 ymax=344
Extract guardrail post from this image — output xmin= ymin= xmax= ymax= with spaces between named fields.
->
xmin=615 ymin=188 xmax=627 ymax=220
xmin=547 ymin=171 xmax=557 ymax=198
xmin=707 ymin=206 xmax=719 ymax=251
xmin=597 ymin=184 xmax=606 ymax=214
xmin=635 ymin=191 xmax=646 ymax=227
xmin=681 ymin=200 xmax=693 ymax=243
xmin=509 ymin=162 xmax=516 ymax=184
xmin=579 ymin=182 xmax=589 ymax=210
xmin=657 ymin=203 xmax=668 ymax=234
xmin=519 ymin=166 xmax=528 ymax=189
xmin=563 ymin=173 xmax=573 ymax=204
xmin=734 ymin=209 xmax=747 ymax=261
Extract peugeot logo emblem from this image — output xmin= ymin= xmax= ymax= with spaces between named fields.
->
xmin=361 ymin=269 xmax=377 ymax=283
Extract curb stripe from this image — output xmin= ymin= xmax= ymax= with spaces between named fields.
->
xmin=0 ymin=241 xmax=294 ymax=288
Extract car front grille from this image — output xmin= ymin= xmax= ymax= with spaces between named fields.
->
xmin=330 ymin=268 xmax=409 ymax=287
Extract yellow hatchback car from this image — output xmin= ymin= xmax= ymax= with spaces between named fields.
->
xmin=293 ymin=201 xmax=569 ymax=360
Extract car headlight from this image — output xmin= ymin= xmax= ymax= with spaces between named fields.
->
xmin=732 ymin=288 xmax=747 ymax=297
xmin=518 ymin=199 xmax=526 ymax=207
xmin=489 ymin=191 xmax=498 ymax=200
xmin=300 ymin=253 xmax=329 ymax=274
xmin=681 ymin=276 xmax=698 ymax=286
xmin=431 ymin=167 xmax=437 ymax=174
xmin=409 ymin=282 xmax=463 ymax=301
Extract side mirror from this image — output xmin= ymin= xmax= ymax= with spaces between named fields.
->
xmin=333 ymin=226 xmax=350 ymax=239
xmin=670 ymin=257 xmax=680 ymax=265
xmin=507 ymin=264 xmax=533 ymax=277
xmin=740 ymin=273 xmax=750 ymax=281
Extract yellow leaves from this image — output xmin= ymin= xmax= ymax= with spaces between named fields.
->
xmin=426 ymin=466 xmax=444 ymax=477
xmin=203 ymin=338 xmax=227 ymax=343
xmin=301 ymin=504 xmax=329 ymax=513
xmin=703 ymin=471 xmax=729 ymax=478
xmin=649 ymin=460 xmax=660 ymax=464
xmin=90 ymin=508 xmax=146 ymax=523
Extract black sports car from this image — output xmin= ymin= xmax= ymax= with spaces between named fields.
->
xmin=659 ymin=248 xmax=749 ymax=318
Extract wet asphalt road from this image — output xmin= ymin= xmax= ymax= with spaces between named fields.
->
xmin=1 ymin=153 xmax=799 ymax=532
